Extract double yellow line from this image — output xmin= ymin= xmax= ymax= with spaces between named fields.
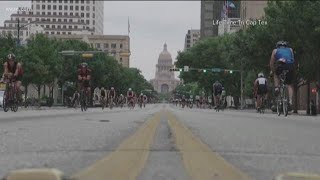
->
xmin=71 ymin=110 xmax=250 ymax=180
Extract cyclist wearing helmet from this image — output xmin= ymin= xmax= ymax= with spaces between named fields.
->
xmin=77 ymin=62 xmax=91 ymax=98
xmin=3 ymin=53 xmax=23 ymax=101
xmin=127 ymin=88 xmax=134 ymax=102
xmin=270 ymin=41 xmax=295 ymax=108
xmin=100 ymin=87 xmax=107 ymax=100
xmin=254 ymin=72 xmax=268 ymax=110
xmin=213 ymin=80 xmax=223 ymax=108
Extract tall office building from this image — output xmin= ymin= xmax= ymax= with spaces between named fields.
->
xmin=0 ymin=0 xmax=104 ymax=43
xmin=184 ymin=29 xmax=200 ymax=51
xmin=240 ymin=1 xmax=268 ymax=29
xmin=200 ymin=0 xmax=241 ymax=38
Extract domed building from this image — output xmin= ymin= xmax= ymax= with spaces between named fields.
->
xmin=150 ymin=43 xmax=181 ymax=93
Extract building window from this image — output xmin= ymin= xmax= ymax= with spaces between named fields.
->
xmin=64 ymin=19 xmax=67 ymax=22
xmin=86 ymin=0 xmax=89 ymax=3
xmin=42 ymin=0 xmax=45 ymax=2
xmin=81 ymin=13 xmax=84 ymax=17
xmin=120 ymin=58 xmax=123 ymax=63
xmin=36 ymin=12 xmax=40 ymax=15
xmin=70 ymin=0 xmax=73 ymax=2
xmin=63 ymin=25 xmax=66 ymax=29
xmin=53 ymin=19 xmax=56 ymax=22
xmin=96 ymin=43 xmax=100 ymax=48
xmin=48 ymin=0 xmax=51 ymax=2
xmin=51 ymin=32 xmax=54 ymax=34
xmin=75 ymin=12 xmax=79 ymax=16
xmin=42 ymin=5 xmax=45 ymax=9
xmin=75 ymin=6 xmax=79 ymax=10
xmin=104 ymin=43 xmax=108 ymax=48
xmin=42 ymin=12 xmax=45 ymax=15
xmin=68 ymin=32 xmax=71 ymax=35
xmin=59 ymin=0 xmax=62 ymax=2
xmin=74 ymin=25 xmax=78 ymax=29
xmin=59 ymin=5 xmax=62 ymax=10
xmin=64 ymin=5 xmax=68 ymax=10
xmin=58 ymin=19 xmax=61 ymax=22
xmin=64 ymin=0 xmax=68 ymax=3
xmin=86 ymin=13 xmax=89 ymax=18
xmin=81 ymin=0 xmax=84 ymax=3
xmin=36 ymin=5 xmax=40 ymax=10
xmin=70 ymin=6 xmax=73 ymax=10
xmin=69 ymin=25 xmax=72 ymax=29
xmin=81 ymin=19 xmax=84 ymax=23
xmin=53 ymin=0 xmax=56 ymax=2
xmin=81 ymin=6 xmax=84 ymax=10
xmin=53 ymin=12 xmax=57 ymax=15
xmin=52 ymin=25 xmax=55 ymax=28
xmin=75 ymin=0 xmax=78 ymax=3
xmin=86 ymin=20 xmax=89 ymax=24
xmin=46 ymin=25 xmax=49 ymax=28
xmin=59 ymin=12 xmax=62 ymax=15
xmin=93 ymin=20 xmax=95 ymax=25
xmin=111 ymin=43 xmax=116 ymax=48
xmin=62 ymin=32 xmax=66 ymax=34
xmin=93 ymin=6 xmax=95 ymax=11
xmin=36 ymin=18 xmax=39 ymax=21
xmin=69 ymin=19 xmax=72 ymax=22
xmin=64 ymin=12 xmax=68 ymax=16
xmin=57 ymin=32 xmax=60 ymax=34
xmin=86 ymin=6 xmax=90 ymax=11
xmin=47 ymin=5 xmax=51 ymax=10
xmin=120 ymin=44 xmax=123 ymax=49
xmin=70 ymin=12 xmax=73 ymax=16
xmin=92 ymin=13 xmax=95 ymax=18
xmin=57 ymin=25 xmax=61 ymax=28
xmin=22 ymin=17 xmax=25 ymax=21
xmin=48 ymin=12 xmax=51 ymax=15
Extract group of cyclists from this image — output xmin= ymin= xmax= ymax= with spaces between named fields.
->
xmin=1 ymin=39 xmax=295 ymax=113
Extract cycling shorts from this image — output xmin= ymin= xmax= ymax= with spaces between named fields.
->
xmin=275 ymin=62 xmax=294 ymax=85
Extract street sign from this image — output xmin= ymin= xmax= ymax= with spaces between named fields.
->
xmin=82 ymin=53 xmax=94 ymax=58
xmin=184 ymin=66 xmax=189 ymax=72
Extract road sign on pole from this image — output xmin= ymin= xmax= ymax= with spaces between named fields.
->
xmin=184 ymin=66 xmax=189 ymax=72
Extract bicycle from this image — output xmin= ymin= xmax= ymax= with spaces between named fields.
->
xmin=257 ymin=94 xmax=266 ymax=114
xmin=80 ymin=83 xmax=89 ymax=112
xmin=276 ymin=70 xmax=289 ymax=116
xmin=3 ymin=78 xmax=19 ymax=112
xmin=128 ymin=97 xmax=134 ymax=109
xmin=100 ymin=96 xmax=106 ymax=110
xmin=109 ymin=96 xmax=114 ymax=109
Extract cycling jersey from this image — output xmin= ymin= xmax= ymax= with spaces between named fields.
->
xmin=101 ymin=90 xmax=106 ymax=97
xmin=109 ymin=90 xmax=115 ymax=97
xmin=6 ymin=61 xmax=18 ymax=74
xmin=127 ymin=91 xmax=133 ymax=97
xmin=256 ymin=77 xmax=268 ymax=95
xmin=275 ymin=47 xmax=294 ymax=64
xmin=78 ymin=68 xmax=91 ymax=77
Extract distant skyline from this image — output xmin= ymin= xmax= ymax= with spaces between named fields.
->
xmin=0 ymin=1 xmax=200 ymax=80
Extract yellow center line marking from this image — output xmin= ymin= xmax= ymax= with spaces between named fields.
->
xmin=70 ymin=111 xmax=162 ymax=180
xmin=166 ymin=111 xmax=251 ymax=180
xmin=275 ymin=172 xmax=320 ymax=180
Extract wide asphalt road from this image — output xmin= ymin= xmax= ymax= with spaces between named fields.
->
xmin=1 ymin=104 xmax=320 ymax=180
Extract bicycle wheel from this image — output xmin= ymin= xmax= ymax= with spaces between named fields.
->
xmin=283 ymin=91 xmax=288 ymax=117
xmin=110 ymin=98 xmax=113 ymax=109
xmin=277 ymin=98 xmax=281 ymax=116
xmin=11 ymin=103 xmax=18 ymax=112
xmin=3 ymin=94 xmax=9 ymax=112
xmin=83 ymin=96 xmax=88 ymax=111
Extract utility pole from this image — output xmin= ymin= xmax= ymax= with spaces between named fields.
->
xmin=17 ymin=19 xmax=20 ymax=46
xmin=240 ymin=58 xmax=244 ymax=109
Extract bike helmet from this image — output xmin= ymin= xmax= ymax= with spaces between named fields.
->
xmin=111 ymin=87 xmax=114 ymax=90
xmin=101 ymin=87 xmax=105 ymax=90
xmin=276 ymin=41 xmax=287 ymax=48
xmin=258 ymin=72 xmax=264 ymax=78
xmin=80 ymin=62 xmax=88 ymax=68
xmin=7 ymin=53 xmax=15 ymax=60
xmin=128 ymin=88 xmax=132 ymax=91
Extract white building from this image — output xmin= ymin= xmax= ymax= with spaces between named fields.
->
xmin=218 ymin=18 xmax=241 ymax=35
xmin=0 ymin=0 xmax=103 ymax=43
xmin=184 ymin=29 xmax=200 ymax=51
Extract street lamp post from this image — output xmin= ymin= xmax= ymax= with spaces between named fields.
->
xmin=240 ymin=58 xmax=244 ymax=110
xmin=16 ymin=19 xmax=46 ymax=46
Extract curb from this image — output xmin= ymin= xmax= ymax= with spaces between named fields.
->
xmin=4 ymin=169 xmax=65 ymax=180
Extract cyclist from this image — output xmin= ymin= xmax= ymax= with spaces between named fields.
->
xmin=254 ymin=72 xmax=268 ymax=110
xmin=77 ymin=62 xmax=91 ymax=99
xmin=108 ymin=87 xmax=116 ymax=106
xmin=127 ymin=88 xmax=134 ymax=104
xmin=2 ymin=53 xmax=23 ymax=102
xmin=143 ymin=94 xmax=148 ymax=104
xmin=270 ymin=41 xmax=294 ymax=109
xmin=100 ymin=87 xmax=107 ymax=102
xmin=71 ymin=90 xmax=80 ymax=106
xmin=118 ymin=93 xmax=125 ymax=105
xmin=181 ymin=95 xmax=186 ymax=107
xmin=139 ymin=93 xmax=144 ymax=107
xmin=213 ymin=81 xmax=223 ymax=109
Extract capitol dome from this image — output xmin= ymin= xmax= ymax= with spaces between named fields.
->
xmin=158 ymin=43 xmax=172 ymax=63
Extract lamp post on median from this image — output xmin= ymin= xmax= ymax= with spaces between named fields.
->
xmin=17 ymin=19 xmax=46 ymax=46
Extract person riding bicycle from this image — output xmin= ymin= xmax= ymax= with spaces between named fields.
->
xmin=108 ymin=87 xmax=116 ymax=100
xmin=143 ymin=94 xmax=148 ymax=103
xmin=77 ymin=62 xmax=91 ymax=99
xmin=139 ymin=93 xmax=144 ymax=106
xmin=72 ymin=90 xmax=80 ymax=106
xmin=254 ymin=72 xmax=268 ymax=110
xmin=100 ymin=87 xmax=107 ymax=101
xmin=2 ymin=53 xmax=23 ymax=102
xmin=213 ymin=81 xmax=223 ymax=109
xmin=118 ymin=93 xmax=125 ymax=104
xmin=269 ymin=41 xmax=295 ymax=109
xmin=127 ymin=88 xmax=134 ymax=103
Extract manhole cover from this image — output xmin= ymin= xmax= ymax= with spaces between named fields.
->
xmin=99 ymin=120 xmax=110 ymax=122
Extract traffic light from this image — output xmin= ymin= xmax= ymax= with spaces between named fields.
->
xmin=82 ymin=53 xmax=93 ymax=58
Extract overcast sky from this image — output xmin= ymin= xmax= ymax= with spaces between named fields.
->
xmin=0 ymin=1 xmax=200 ymax=80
